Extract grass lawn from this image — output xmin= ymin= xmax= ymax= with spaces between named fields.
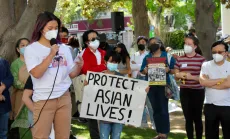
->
xmin=71 ymin=120 xmax=188 ymax=139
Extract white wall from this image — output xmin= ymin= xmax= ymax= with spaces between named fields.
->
xmin=221 ymin=4 xmax=230 ymax=35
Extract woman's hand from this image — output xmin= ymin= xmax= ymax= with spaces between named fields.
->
xmin=49 ymin=44 xmax=59 ymax=57
xmin=75 ymin=56 xmax=84 ymax=68
xmin=145 ymin=87 xmax=150 ymax=93
xmin=165 ymin=67 xmax=170 ymax=73
xmin=176 ymin=72 xmax=187 ymax=80
xmin=131 ymin=61 xmax=136 ymax=64
xmin=186 ymin=73 xmax=194 ymax=80
xmin=84 ymin=80 xmax=89 ymax=86
xmin=143 ymin=66 xmax=148 ymax=75
xmin=0 ymin=94 xmax=5 ymax=101
xmin=102 ymin=70 xmax=114 ymax=74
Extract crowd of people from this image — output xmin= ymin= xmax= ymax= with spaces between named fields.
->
xmin=0 ymin=11 xmax=230 ymax=139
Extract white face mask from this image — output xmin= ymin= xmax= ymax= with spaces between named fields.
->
xmin=44 ymin=30 xmax=58 ymax=40
xmin=89 ymin=39 xmax=100 ymax=50
xmin=213 ymin=54 xmax=224 ymax=63
xmin=184 ymin=45 xmax=193 ymax=54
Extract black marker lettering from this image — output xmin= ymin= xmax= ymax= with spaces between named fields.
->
xmin=86 ymin=103 xmax=94 ymax=116
xmin=109 ymin=107 xmax=119 ymax=119
xmin=113 ymin=92 xmax=121 ymax=106
xmin=95 ymin=104 xmax=99 ymax=116
xmin=123 ymin=94 xmax=132 ymax=107
xmin=101 ymin=105 xmax=111 ymax=117
xmin=122 ymin=79 xmax=128 ymax=90
xmin=101 ymin=75 xmax=107 ymax=86
xmin=88 ymin=73 xmax=94 ymax=83
xmin=118 ymin=108 xmax=126 ymax=121
xmin=116 ymin=77 xmax=123 ymax=88
xmin=94 ymin=89 xmax=104 ymax=103
xmin=130 ymin=80 xmax=138 ymax=91
xmin=109 ymin=76 xmax=117 ymax=87
xmin=94 ymin=73 xmax=101 ymax=85
xmin=105 ymin=90 xmax=111 ymax=104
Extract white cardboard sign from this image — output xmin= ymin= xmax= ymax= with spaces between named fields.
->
xmin=80 ymin=72 xmax=148 ymax=127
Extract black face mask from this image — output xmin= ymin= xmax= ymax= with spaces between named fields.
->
xmin=138 ymin=44 xmax=145 ymax=51
xmin=148 ymin=44 xmax=160 ymax=53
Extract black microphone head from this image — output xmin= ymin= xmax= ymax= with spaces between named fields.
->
xmin=50 ymin=38 xmax=57 ymax=46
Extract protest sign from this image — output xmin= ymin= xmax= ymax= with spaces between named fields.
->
xmin=80 ymin=72 xmax=148 ymax=127
xmin=147 ymin=57 xmax=166 ymax=85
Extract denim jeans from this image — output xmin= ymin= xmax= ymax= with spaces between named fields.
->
xmin=100 ymin=122 xmax=123 ymax=139
xmin=142 ymin=97 xmax=154 ymax=124
xmin=0 ymin=112 xmax=9 ymax=139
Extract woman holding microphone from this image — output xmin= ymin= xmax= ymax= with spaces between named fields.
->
xmin=24 ymin=11 xmax=83 ymax=139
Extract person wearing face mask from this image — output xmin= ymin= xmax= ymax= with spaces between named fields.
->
xmin=114 ymin=43 xmax=132 ymax=77
xmin=10 ymin=38 xmax=30 ymax=119
xmin=99 ymin=50 xmax=124 ymax=139
xmin=130 ymin=36 xmax=154 ymax=128
xmin=140 ymin=38 xmax=176 ymax=139
xmin=130 ymin=36 xmax=148 ymax=79
xmin=10 ymin=38 xmax=31 ymax=138
xmin=24 ymin=11 xmax=83 ymax=139
xmin=174 ymin=36 xmax=205 ymax=139
xmin=199 ymin=41 xmax=230 ymax=139
xmin=78 ymin=29 xmax=107 ymax=139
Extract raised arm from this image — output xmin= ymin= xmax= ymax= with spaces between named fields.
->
xmin=25 ymin=45 xmax=59 ymax=79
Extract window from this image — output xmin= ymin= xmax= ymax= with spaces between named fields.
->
xmin=71 ymin=24 xmax=78 ymax=30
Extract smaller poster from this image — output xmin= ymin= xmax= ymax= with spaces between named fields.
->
xmin=147 ymin=57 xmax=166 ymax=85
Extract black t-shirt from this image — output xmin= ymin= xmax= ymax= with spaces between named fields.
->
xmin=24 ymin=76 xmax=33 ymax=90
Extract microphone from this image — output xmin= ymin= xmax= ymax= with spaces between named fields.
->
xmin=50 ymin=38 xmax=58 ymax=56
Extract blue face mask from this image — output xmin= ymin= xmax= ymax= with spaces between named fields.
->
xmin=107 ymin=62 xmax=118 ymax=71
xmin=20 ymin=47 xmax=26 ymax=55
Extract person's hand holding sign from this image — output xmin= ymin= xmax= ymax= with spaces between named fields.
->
xmin=131 ymin=61 xmax=136 ymax=64
xmin=75 ymin=56 xmax=84 ymax=68
xmin=145 ymin=86 xmax=150 ymax=93
xmin=84 ymin=80 xmax=88 ymax=86
xmin=165 ymin=66 xmax=170 ymax=73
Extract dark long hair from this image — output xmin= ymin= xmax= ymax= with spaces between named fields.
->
xmin=31 ymin=11 xmax=61 ymax=43
xmin=82 ymin=30 xmax=99 ymax=49
xmin=185 ymin=36 xmax=203 ymax=55
xmin=148 ymin=37 xmax=166 ymax=52
xmin=67 ymin=37 xmax=79 ymax=48
xmin=15 ymin=38 xmax=30 ymax=57
xmin=115 ymin=42 xmax=130 ymax=64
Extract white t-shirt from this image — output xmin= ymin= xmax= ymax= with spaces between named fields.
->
xmin=130 ymin=51 xmax=148 ymax=78
xmin=24 ymin=42 xmax=74 ymax=102
xmin=200 ymin=60 xmax=230 ymax=106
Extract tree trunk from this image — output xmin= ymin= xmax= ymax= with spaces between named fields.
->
xmin=195 ymin=0 xmax=218 ymax=60
xmin=0 ymin=0 xmax=57 ymax=63
xmin=132 ymin=0 xmax=149 ymax=38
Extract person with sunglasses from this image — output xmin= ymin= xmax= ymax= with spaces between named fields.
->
xmin=199 ymin=41 xmax=230 ymax=139
xmin=79 ymin=29 xmax=107 ymax=139
xmin=175 ymin=36 xmax=205 ymax=139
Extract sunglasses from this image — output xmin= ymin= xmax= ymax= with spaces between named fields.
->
xmin=90 ymin=37 xmax=100 ymax=42
xmin=212 ymin=51 xmax=226 ymax=54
